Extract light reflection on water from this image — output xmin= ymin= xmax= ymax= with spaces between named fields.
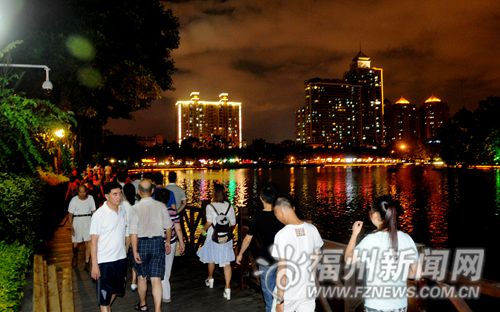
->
xmin=157 ymin=166 xmax=500 ymax=280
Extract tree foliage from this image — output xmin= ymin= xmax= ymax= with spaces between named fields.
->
xmin=440 ymin=97 xmax=500 ymax=165
xmin=0 ymin=76 xmax=75 ymax=173
xmin=9 ymin=0 xmax=179 ymax=160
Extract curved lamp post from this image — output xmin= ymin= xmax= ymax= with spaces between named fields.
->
xmin=0 ymin=63 xmax=53 ymax=90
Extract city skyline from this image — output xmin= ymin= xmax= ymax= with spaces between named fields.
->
xmin=106 ymin=0 xmax=500 ymax=143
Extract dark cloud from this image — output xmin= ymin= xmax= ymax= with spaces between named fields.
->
xmin=174 ymin=67 xmax=193 ymax=75
xmin=232 ymin=59 xmax=282 ymax=77
xmin=107 ymin=0 xmax=500 ymax=143
xmin=203 ymin=6 xmax=235 ymax=16
xmin=377 ymin=45 xmax=435 ymax=60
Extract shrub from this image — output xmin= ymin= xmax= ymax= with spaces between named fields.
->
xmin=37 ymin=168 xmax=69 ymax=186
xmin=0 ymin=173 xmax=45 ymax=248
xmin=0 ymin=242 xmax=31 ymax=311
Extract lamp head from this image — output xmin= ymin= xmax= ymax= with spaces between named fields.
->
xmin=42 ymin=79 xmax=53 ymax=91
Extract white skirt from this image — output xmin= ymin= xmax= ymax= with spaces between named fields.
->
xmin=197 ymin=229 xmax=235 ymax=267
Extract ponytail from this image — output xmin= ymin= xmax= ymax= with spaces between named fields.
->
xmin=375 ymin=197 xmax=399 ymax=253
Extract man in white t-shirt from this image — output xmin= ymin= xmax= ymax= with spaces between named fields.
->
xmin=271 ymin=196 xmax=323 ymax=312
xmin=89 ymin=181 xmax=127 ymax=312
xmin=68 ymin=184 xmax=96 ymax=269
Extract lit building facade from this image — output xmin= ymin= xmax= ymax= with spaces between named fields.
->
xmin=176 ymin=92 xmax=242 ymax=148
xmin=296 ymin=78 xmax=362 ymax=147
xmin=420 ymin=95 xmax=449 ymax=143
xmin=137 ymin=134 xmax=164 ymax=147
xmin=344 ymin=51 xmax=384 ymax=148
xmin=385 ymin=97 xmax=419 ymax=147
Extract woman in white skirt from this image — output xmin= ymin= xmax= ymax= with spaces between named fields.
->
xmin=197 ymin=183 xmax=236 ymax=300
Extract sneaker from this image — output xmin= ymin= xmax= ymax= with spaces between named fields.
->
xmin=205 ymin=278 xmax=214 ymax=288
xmin=130 ymin=283 xmax=138 ymax=292
xmin=223 ymin=288 xmax=231 ymax=300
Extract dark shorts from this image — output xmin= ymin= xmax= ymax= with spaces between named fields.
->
xmin=135 ymin=236 xmax=165 ymax=279
xmin=96 ymin=258 xmax=127 ymax=306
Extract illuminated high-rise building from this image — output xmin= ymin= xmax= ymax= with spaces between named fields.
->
xmin=295 ymin=78 xmax=362 ymax=147
xmin=384 ymin=97 xmax=418 ymax=146
xmin=176 ymin=92 xmax=242 ymax=148
xmin=420 ymin=95 xmax=449 ymax=143
xmin=344 ymin=51 xmax=384 ymax=148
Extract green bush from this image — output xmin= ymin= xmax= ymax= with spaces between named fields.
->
xmin=0 ymin=242 xmax=31 ymax=312
xmin=0 ymin=173 xmax=45 ymax=248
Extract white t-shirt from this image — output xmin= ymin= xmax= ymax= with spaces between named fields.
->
xmin=121 ymin=200 xmax=133 ymax=237
xmin=271 ymin=222 xmax=324 ymax=303
xmin=129 ymin=197 xmax=173 ymax=238
xmin=354 ymin=231 xmax=418 ymax=310
xmin=89 ymin=202 xmax=127 ymax=264
xmin=206 ymin=201 xmax=236 ymax=236
xmin=166 ymin=183 xmax=187 ymax=209
xmin=68 ymin=195 xmax=96 ymax=215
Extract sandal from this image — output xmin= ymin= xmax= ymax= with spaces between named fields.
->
xmin=134 ymin=303 xmax=149 ymax=311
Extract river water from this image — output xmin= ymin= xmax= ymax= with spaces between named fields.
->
xmin=158 ymin=166 xmax=500 ymax=281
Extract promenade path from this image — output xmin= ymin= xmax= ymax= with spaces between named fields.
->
xmin=39 ymin=215 xmax=265 ymax=312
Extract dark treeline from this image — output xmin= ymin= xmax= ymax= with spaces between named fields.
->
xmin=440 ymin=96 xmax=500 ymax=166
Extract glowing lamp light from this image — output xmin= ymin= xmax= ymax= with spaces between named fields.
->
xmin=54 ymin=129 xmax=65 ymax=138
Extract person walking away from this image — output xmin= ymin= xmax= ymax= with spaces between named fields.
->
xmin=197 ymin=183 xmax=236 ymax=300
xmin=236 ymin=183 xmax=283 ymax=312
xmin=130 ymin=180 xmax=173 ymax=312
xmin=65 ymin=176 xmax=81 ymax=203
xmin=122 ymin=182 xmax=138 ymax=292
xmin=271 ymin=196 xmax=323 ymax=312
xmin=68 ymin=184 xmax=96 ymax=269
xmin=154 ymin=188 xmax=185 ymax=303
xmin=89 ymin=182 xmax=127 ymax=312
xmin=166 ymin=171 xmax=187 ymax=215
xmin=344 ymin=195 xmax=419 ymax=312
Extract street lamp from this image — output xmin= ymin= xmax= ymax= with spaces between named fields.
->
xmin=54 ymin=129 xmax=65 ymax=139
xmin=0 ymin=63 xmax=53 ymax=91
xmin=53 ymin=128 xmax=65 ymax=174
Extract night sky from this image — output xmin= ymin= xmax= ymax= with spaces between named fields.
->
xmin=107 ymin=1 xmax=499 ymax=142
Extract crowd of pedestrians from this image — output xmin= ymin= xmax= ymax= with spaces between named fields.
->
xmin=67 ymin=166 xmax=187 ymax=312
xmin=66 ymin=164 xmax=419 ymax=312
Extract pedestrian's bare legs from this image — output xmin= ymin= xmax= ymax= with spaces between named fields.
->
xmin=131 ymin=267 xmax=137 ymax=285
xmin=99 ymin=294 xmax=115 ymax=312
xmin=208 ymin=262 xmax=215 ymax=279
xmin=84 ymin=241 xmax=90 ymax=263
xmin=137 ymin=276 xmax=148 ymax=307
xmin=151 ymin=277 xmax=162 ymax=312
xmin=72 ymin=243 xmax=79 ymax=268
xmin=224 ymin=264 xmax=232 ymax=289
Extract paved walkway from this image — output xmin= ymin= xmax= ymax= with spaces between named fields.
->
xmin=73 ymin=256 xmax=264 ymax=312
xmin=33 ymin=213 xmax=265 ymax=312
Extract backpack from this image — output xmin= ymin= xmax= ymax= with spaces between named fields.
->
xmin=210 ymin=203 xmax=233 ymax=244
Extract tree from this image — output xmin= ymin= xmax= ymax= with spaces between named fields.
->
xmin=440 ymin=97 xmax=500 ymax=165
xmin=9 ymin=0 xmax=179 ymax=161
xmin=0 ymin=76 xmax=75 ymax=173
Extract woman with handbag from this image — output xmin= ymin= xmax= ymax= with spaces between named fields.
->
xmin=197 ymin=183 xmax=236 ymax=300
